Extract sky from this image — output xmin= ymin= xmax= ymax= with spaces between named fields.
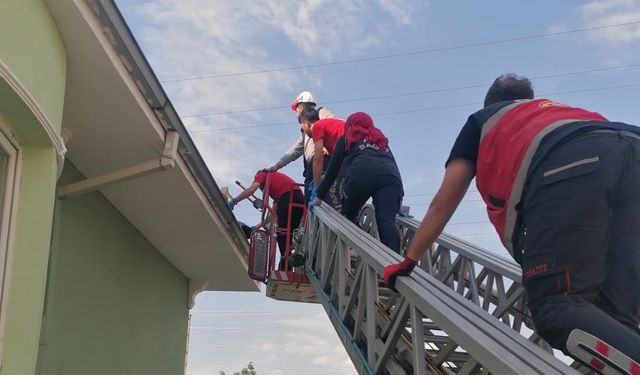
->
xmin=113 ymin=1 xmax=640 ymax=374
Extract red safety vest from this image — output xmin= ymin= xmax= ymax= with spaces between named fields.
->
xmin=476 ymin=99 xmax=607 ymax=255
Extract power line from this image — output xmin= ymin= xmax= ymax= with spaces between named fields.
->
xmin=188 ymin=81 xmax=640 ymax=133
xmin=181 ymin=62 xmax=640 ymax=118
xmin=161 ymin=21 xmax=640 ymax=83
xmin=188 ymin=119 xmax=291 ymax=133
xmin=375 ymin=81 xmax=640 ymax=118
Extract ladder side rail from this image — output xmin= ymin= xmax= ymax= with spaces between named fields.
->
xmin=393 ymin=211 xmax=541 ymax=347
xmin=394 ymin=215 xmax=521 ymax=282
xmin=336 ymin=207 xmax=566 ymax=372
xmin=305 ymin=205 xmax=577 ymax=375
xmin=360 ymin=206 xmax=532 ymax=337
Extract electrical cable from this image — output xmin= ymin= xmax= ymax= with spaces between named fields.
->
xmin=182 ymin=63 xmax=640 ymax=118
xmin=187 ymin=81 xmax=640 ymax=133
xmin=162 ymin=21 xmax=640 ymax=83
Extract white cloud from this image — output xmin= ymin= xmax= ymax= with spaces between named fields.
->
xmin=311 ymin=355 xmax=330 ymax=365
xmin=259 ymin=341 xmax=278 ymax=352
xmin=262 ymin=0 xmax=379 ymax=59
xmin=579 ymin=0 xmax=640 ymax=44
xmin=128 ymin=0 xmax=424 ymax=187
xmin=186 ymin=307 xmax=357 ymax=374
xmin=558 ymin=0 xmax=640 ymax=45
xmin=188 ymin=364 xmax=217 ymax=375
xmin=376 ymin=0 xmax=421 ymax=25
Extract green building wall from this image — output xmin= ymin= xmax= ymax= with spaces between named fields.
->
xmin=0 ymin=0 xmax=66 ymax=131
xmin=1 ymin=2 xmax=190 ymax=374
xmin=0 ymin=1 xmax=67 ymax=374
xmin=38 ymin=163 xmax=189 ymax=375
xmin=0 ymin=145 xmax=59 ymax=375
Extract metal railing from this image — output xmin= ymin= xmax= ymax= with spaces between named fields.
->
xmin=301 ymin=205 xmax=578 ymax=375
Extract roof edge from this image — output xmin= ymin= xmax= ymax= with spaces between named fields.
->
xmin=87 ymin=0 xmax=254 ymax=283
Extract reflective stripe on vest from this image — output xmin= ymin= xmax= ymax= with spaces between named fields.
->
xmin=476 ymin=99 xmax=608 ymax=255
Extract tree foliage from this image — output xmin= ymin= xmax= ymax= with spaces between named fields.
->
xmin=219 ymin=362 xmax=256 ymax=375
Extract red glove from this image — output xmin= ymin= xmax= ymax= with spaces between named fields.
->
xmin=383 ymin=257 xmax=417 ymax=289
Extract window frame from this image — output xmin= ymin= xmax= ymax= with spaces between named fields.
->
xmin=0 ymin=113 xmax=21 ymax=357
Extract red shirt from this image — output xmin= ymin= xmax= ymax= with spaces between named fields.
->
xmin=312 ymin=118 xmax=345 ymax=154
xmin=254 ymin=171 xmax=301 ymax=201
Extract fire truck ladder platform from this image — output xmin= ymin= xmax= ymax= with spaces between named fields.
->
xmin=297 ymin=204 xmax=584 ymax=375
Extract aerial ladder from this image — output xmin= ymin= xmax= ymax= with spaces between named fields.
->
xmin=239 ymin=176 xmax=636 ymax=375
xmin=298 ymin=204 xmax=576 ymax=375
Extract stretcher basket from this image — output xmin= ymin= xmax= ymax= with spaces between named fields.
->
xmin=245 ymin=172 xmax=318 ymax=303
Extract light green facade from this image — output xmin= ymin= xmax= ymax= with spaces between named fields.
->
xmin=0 ymin=146 xmax=58 ymax=375
xmin=0 ymin=0 xmax=66 ymax=132
xmin=0 ymin=1 xmax=66 ymax=374
xmin=0 ymin=1 xmax=192 ymax=374
xmin=38 ymin=163 xmax=189 ymax=375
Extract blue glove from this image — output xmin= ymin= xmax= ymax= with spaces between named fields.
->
xmin=250 ymin=225 xmax=257 ymax=231
xmin=308 ymin=186 xmax=318 ymax=211
xmin=227 ymin=199 xmax=236 ymax=211
xmin=308 ymin=197 xmax=323 ymax=212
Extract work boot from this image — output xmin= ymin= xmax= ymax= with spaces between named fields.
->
xmin=288 ymin=253 xmax=305 ymax=268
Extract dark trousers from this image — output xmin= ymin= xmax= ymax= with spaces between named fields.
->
xmin=520 ymin=131 xmax=640 ymax=361
xmin=276 ymin=190 xmax=305 ymax=260
xmin=341 ymin=174 xmax=403 ymax=253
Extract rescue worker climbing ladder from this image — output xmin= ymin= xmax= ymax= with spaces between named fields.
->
xmin=384 ymin=74 xmax=640 ymax=370
xmin=313 ymin=112 xmax=404 ymax=254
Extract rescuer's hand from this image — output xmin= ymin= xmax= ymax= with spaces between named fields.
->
xmin=267 ymin=163 xmax=280 ymax=172
xmin=307 ymin=185 xmax=318 ymax=211
xmin=383 ymin=257 xmax=417 ymax=289
xmin=308 ymin=197 xmax=322 ymax=212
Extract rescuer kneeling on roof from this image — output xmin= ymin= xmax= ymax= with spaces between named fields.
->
xmin=384 ymin=73 xmax=640 ymax=365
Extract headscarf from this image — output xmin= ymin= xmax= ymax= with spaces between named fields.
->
xmin=344 ymin=112 xmax=388 ymax=151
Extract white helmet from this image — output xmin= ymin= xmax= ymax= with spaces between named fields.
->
xmin=290 ymin=91 xmax=316 ymax=111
